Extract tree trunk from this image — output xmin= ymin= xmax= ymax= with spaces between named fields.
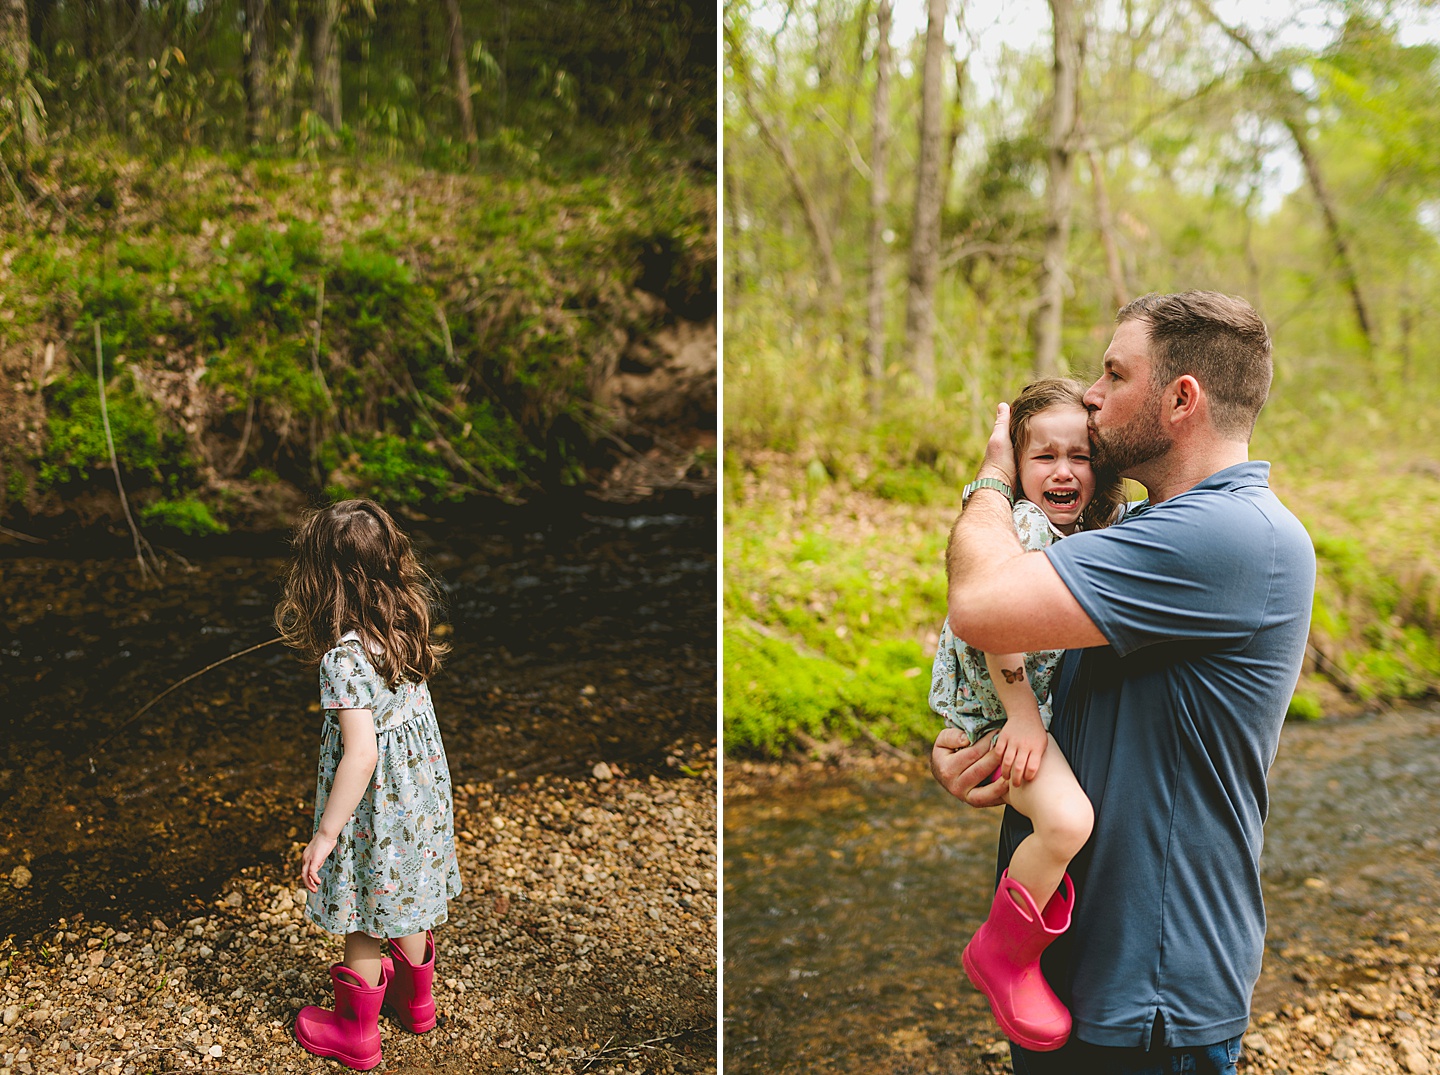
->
xmin=865 ymin=0 xmax=893 ymax=408
xmin=1034 ymin=0 xmax=1080 ymax=377
xmin=444 ymin=0 xmax=479 ymax=166
xmin=244 ymin=0 xmax=273 ymax=147
xmin=941 ymin=9 xmax=967 ymax=214
xmin=1085 ymin=146 xmax=1127 ymax=311
xmin=903 ymin=0 xmax=947 ymax=397
xmin=312 ymin=0 xmax=342 ymax=129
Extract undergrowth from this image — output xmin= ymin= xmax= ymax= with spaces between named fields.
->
xmin=1 ymin=144 xmax=715 ymax=520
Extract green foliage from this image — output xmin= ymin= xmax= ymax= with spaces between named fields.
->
xmin=344 ymin=433 xmax=457 ymax=505
xmin=38 ymin=370 xmax=185 ymax=489
xmin=140 ymin=496 xmax=229 ymax=536
xmin=724 ymin=477 xmax=950 ymax=754
xmin=1286 ymin=690 xmax=1324 ymax=722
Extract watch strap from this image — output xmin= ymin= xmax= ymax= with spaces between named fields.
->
xmin=962 ymin=476 xmax=1013 ymax=506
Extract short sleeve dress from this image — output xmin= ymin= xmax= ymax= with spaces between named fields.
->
xmin=928 ymin=499 xmax=1067 ymax=743
xmin=305 ymin=632 xmax=462 ymax=938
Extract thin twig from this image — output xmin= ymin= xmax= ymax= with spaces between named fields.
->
xmin=435 ymin=301 xmax=458 ymax=365
xmin=95 ymin=322 xmax=161 ymax=582
xmin=0 ymin=524 xmax=44 ymax=544
xmin=576 ymin=1027 xmax=707 ymax=1070
xmin=90 ymin=637 xmax=285 ymax=764
xmin=225 ymin=372 xmax=257 ymax=476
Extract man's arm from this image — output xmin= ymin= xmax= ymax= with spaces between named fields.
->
xmin=947 ymin=403 xmax=1107 ymax=654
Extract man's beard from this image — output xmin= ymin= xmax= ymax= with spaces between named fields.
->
xmin=1090 ymin=401 xmax=1172 ymax=476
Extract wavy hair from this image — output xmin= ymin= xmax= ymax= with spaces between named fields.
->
xmin=275 ymin=499 xmax=449 ymax=689
xmin=1010 ymin=378 xmax=1125 ymax=533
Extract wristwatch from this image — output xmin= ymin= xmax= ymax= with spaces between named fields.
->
xmin=962 ymin=476 xmax=1013 ymax=506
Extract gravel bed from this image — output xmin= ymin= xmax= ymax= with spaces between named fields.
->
xmin=0 ymin=757 xmax=717 ymax=1074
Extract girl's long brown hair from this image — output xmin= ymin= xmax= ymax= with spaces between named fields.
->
xmin=1009 ymin=378 xmax=1125 ymax=533
xmin=275 ymin=499 xmax=449 ymax=689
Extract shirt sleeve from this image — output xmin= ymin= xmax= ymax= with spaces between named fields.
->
xmin=319 ymin=646 xmax=378 ymax=710
xmin=1044 ymin=493 xmax=1276 ymax=658
xmin=1012 ymin=501 xmax=1058 ymax=553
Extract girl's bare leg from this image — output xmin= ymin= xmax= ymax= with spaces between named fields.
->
xmin=1002 ymin=734 xmax=1093 ymax=910
xmin=392 ymin=930 xmax=429 ymax=965
xmin=343 ymin=931 xmax=385 ymax=987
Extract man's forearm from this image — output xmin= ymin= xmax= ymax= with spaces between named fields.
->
xmin=946 ymin=488 xmax=1025 ymax=635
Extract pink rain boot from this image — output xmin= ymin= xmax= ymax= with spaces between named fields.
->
xmin=961 ymin=870 xmax=1074 ymax=1051
xmin=380 ymin=930 xmax=437 ymax=1033
xmin=294 ymin=963 xmax=386 ymax=1070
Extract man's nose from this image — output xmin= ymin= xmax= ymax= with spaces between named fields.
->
xmin=1083 ymin=382 xmax=1102 ymax=412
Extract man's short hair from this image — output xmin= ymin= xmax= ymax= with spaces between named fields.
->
xmin=1116 ymin=291 xmax=1272 ymax=439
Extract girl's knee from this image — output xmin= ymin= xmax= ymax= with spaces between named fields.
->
xmin=1038 ymin=798 xmax=1093 ymax=859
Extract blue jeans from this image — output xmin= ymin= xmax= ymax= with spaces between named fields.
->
xmin=1010 ymin=1035 xmax=1243 ymax=1075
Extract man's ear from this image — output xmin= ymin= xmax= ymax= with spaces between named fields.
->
xmin=1167 ymin=374 xmax=1202 ymax=426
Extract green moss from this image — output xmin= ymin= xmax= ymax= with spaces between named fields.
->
xmin=1286 ymin=690 xmax=1324 ymax=722
xmin=140 ymin=496 xmax=229 ymax=535
xmin=37 ymin=369 xmax=186 ymax=489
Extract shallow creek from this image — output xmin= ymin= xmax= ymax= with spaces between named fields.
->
xmin=723 ymin=704 xmax=1440 ymax=1072
xmin=0 ymin=504 xmax=716 ymax=943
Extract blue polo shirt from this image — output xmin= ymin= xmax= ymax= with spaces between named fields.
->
xmin=995 ymin=461 xmax=1315 ymax=1049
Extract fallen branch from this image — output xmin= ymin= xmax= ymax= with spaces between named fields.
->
xmin=95 ymin=322 xmax=162 ymax=582
xmin=0 ymin=524 xmax=44 ymax=544
xmin=90 ymin=636 xmax=285 ymax=765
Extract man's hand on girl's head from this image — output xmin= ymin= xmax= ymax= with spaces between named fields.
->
xmin=930 ymin=727 xmax=1009 ymax=808
xmin=978 ymin=401 xmax=1017 ymax=489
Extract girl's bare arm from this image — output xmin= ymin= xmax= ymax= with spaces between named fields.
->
xmin=983 ymin=651 xmax=1048 ymax=786
xmin=301 ymin=708 xmax=379 ymax=891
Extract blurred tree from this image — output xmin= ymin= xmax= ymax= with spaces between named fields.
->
xmin=903 ymin=0 xmax=947 ymax=397
xmin=865 ymin=0 xmax=892 ymax=406
xmin=1034 ymin=0 xmax=1081 ymax=376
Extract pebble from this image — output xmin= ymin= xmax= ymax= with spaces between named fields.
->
xmin=7 ymin=867 xmax=30 ymax=890
xmin=2 ymin=1005 xmax=17 ymax=1026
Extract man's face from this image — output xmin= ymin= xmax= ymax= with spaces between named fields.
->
xmin=1083 ymin=319 xmax=1172 ymax=477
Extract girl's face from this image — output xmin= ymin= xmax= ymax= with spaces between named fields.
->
xmin=1017 ymin=404 xmax=1096 ymax=535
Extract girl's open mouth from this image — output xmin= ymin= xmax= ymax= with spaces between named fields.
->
xmin=1044 ymin=489 xmax=1079 ymax=508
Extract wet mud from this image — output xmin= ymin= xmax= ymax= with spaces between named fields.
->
xmin=0 ymin=503 xmax=716 ymax=945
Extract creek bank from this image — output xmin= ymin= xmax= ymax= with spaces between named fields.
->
xmin=0 ymin=762 xmax=718 ymax=1074
xmin=0 ymin=505 xmax=716 ymax=947
xmin=724 ymin=705 xmax=1440 ymax=1074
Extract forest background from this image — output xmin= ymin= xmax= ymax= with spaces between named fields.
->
xmin=723 ymin=0 xmax=1440 ymax=754
xmin=0 ymin=0 xmax=717 ymax=541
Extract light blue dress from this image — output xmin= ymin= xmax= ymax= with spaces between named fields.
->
xmin=304 ymin=633 xmax=462 ymax=938
xmin=929 ymin=500 xmax=1066 ymax=742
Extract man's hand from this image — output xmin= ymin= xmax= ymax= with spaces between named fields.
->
xmin=977 ymin=401 xmax=1017 ymax=489
xmin=995 ymin=719 xmax=1047 ymax=787
xmin=930 ymin=727 xmax=1008 ymax=807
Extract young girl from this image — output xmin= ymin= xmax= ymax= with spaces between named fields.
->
xmin=929 ymin=378 xmax=1123 ymax=1051
xmin=275 ymin=499 xmax=462 ymax=1071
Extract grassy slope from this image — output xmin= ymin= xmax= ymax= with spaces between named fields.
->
xmin=0 ymin=145 xmax=715 ymax=530
xmin=723 ymin=437 xmax=1440 ymax=756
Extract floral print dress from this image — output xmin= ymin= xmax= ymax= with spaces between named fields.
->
xmin=929 ymin=499 xmax=1067 ymax=743
xmin=305 ymin=633 xmax=462 ymax=938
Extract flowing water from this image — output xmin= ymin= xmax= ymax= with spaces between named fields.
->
xmin=723 ymin=705 xmax=1440 ymax=1073
xmin=0 ymin=502 xmax=716 ymax=943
